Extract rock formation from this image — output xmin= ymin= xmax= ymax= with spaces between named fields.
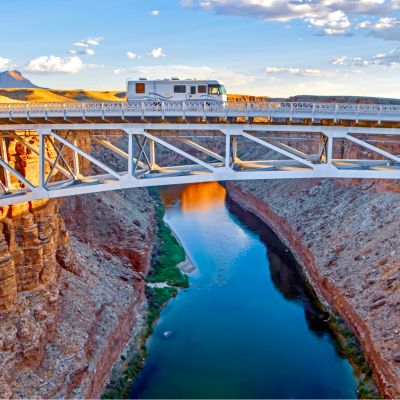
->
xmin=0 ymin=132 xmax=155 ymax=399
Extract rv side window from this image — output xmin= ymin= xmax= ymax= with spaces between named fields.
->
xmin=136 ymin=83 xmax=145 ymax=93
xmin=191 ymin=86 xmax=196 ymax=94
xmin=198 ymin=86 xmax=206 ymax=93
xmin=174 ymin=85 xmax=186 ymax=93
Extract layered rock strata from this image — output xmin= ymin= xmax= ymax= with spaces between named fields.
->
xmin=227 ymin=178 xmax=400 ymax=398
xmin=0 ymin=131 xmax=155 ymax=399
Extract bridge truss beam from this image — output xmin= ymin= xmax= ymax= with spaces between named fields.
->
xmin=0 ymin=123 xmax=398 ymax=206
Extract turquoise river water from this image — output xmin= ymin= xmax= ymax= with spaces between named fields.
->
xmin=128 ymin=182 xmax=358 ymax=399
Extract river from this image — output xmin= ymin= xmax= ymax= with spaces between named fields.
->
xmin=128 ymin=182 xmax=358 ymax=399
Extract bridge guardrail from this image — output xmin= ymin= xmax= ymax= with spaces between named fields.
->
xmin=0 ymin=101 xmax=400 ymax=121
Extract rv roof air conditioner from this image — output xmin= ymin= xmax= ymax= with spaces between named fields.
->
xmin=139 ymin=77 xmax=148 ymax=81
xmin=171 ymin=77 xmax=180 ymax=80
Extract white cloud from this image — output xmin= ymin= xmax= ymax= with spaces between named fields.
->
xmin=331 ymin=56 xmax=347 ymax=65
xmin=20 ymin=56 xmax=103 ymax=74
xmin=0 ymin=58 xmax=11 ymax=69
xmin=126 ymin=52 xmax=136 ymax=59
xmin=73 ymin=37 xmax=104 ymax=47
xmin=85 ymin=64 xmax=104 ymax=69
xmin=128 ymin=65 xmax=256 ymax=86
xmin=21 ymin=56 xmax=84 ymax=74
xmin=347 ymin=47 xmax=400 ymax=67
xmin=367 ymin=17 xmax=400 ymax=41
xmin=150 ymin=10 xmax=159 ymax=15
xmin=114 ymin=69 xmax=125 ymax=74
xmin=69 ymin=49 xmax=94 ymax=55
xmin=146 ymin=48 xmax=166 ymax=57
xmin=356 ymin=20 xmax=371 ymax=29
xmin=265 ymin=67 xmax=363 ymax=77
xmin=182 ymin=0 xmax=400 ymax=36
xmin=350 ymin=57 xmax=362 ymax=61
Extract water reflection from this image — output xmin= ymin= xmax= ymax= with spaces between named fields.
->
xmin=129 ymin=183 xmax=357 ymax=399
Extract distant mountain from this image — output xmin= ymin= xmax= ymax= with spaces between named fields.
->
xmin=0 ymin=70 xmax=42 ymax=89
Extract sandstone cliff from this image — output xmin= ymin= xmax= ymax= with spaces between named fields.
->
xmin=0 ymin=132 xmax=155 ymax=399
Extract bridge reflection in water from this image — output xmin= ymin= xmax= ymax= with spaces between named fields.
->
xmin=0 ymin=100 xmax=399 ymax=207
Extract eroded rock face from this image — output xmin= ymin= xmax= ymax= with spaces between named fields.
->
xmin=0 ymin=131 xmax=156 ymax=399
xmin=227 ymin=178 xmax=400 ymax=398
xmin=0 ymin=192 xmax=155 ymax=399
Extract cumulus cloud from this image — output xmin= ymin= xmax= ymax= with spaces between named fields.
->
xmin=68 ymin=49 xmax=94 ymax=55
xmin=367 ymin=18 xmax=400 ymax=41
xmin=331 ymin=56 xmax=347 ymax=65
xmin=21 ymin=56 xmax=103 ymax=74
xmin=146 ymin=48 xmax=166 ymax=57
xmin=126 ymin=52 xmax=136 ymax=59
xmin=73 ymin=37 xmax=103 ymax=47
xmin=344 ymin=47 xmax=400 ymax=67
xmin=0 ymin=57 xmax=11 ymax=69
xmin=182 ymin=0 xmax=400 ymax=36
xmin=150 ymin=10 xmax=159 ymax=15
xmin=265 ymin=67 xmax=363 ymax=77
xmin=114 ymin=69 xmax=125 ymax=74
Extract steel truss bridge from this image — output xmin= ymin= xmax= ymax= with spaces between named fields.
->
xmin=0 ymin=100 xmax=400 ymax=207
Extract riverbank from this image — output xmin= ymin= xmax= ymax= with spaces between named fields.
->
xmin=226 ymin=179 xmax=395 ymax=398
xmin=101 ymin=188 xmax=189 ymax=399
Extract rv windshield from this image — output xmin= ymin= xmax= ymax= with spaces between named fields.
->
xmin=208 ymin=85 xmax=226 ymax=95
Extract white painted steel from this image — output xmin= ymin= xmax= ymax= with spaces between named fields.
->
xmin=1 ymin=101 xmax=400 ymax=122
xmin=0 ymin=121 xmax=399 ymax=207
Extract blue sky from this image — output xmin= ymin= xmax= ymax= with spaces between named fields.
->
xmin=1 ymin=0 xmax=400 ymax=98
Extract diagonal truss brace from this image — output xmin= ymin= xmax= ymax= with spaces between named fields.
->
xmin=50 ymin=131 xmax=122 ymax=180
xmin=45 ymin=142 xmax=66 ymax=186
xmin=9 ymin=132 xmax=72 ymax=179
xmin=238 ymin=131 xmax=315 ymax=169
xmin=92 ymin=136 xmax=146 ymax=169
xmin=141 ymin=131 xmax=216 ymax=172
xmin=47 ymin=136 xmax=77 ymax=179
xmin=346 ymin=135 xmax=400 ymax=164
xmin=157 ymin=130 xmax=225 ymax=162
xmin=0 ymin=158 xmax=35 ymax=190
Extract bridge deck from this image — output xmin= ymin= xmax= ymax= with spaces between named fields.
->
xmin=1 ymin=101 xmax=400 ymax=127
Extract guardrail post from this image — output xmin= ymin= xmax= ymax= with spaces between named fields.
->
xmin=378 ymin=105 xmax=383 ymax=125
xmin=204 ymin=101 xmax=207 ymax=120
xmin=102 ymin=103 xmax=105 ymax=120
xmin=356 ymin=104 xmax=360 ymax=124
xmin=8 ymin=105 xmax=12 ymax=121
xmin=311 ymin=103 xmax=315 ymax=122
xmin=26 ymin=104 xmax=30 ymax=121
xmin=122 ymin=102 xmax=125 ymax=120
xmin=183 ymin=101 xmax=186 ymax=120
xmin=290 ymin=102 xmax=293 ymax=122
xmin=141 ymin=102 xmax=145 ymax=120
xmin=162 ymin=101 xmax=165 ymax=120
xmin=334 ymin=103 xmax=338 ymax=123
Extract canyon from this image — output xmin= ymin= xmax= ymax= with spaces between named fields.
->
xmin=0 ymin=92 xmax=400 ymax=399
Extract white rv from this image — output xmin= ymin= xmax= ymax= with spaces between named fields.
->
xmin=126 ymin=78 xmax=227 ymax=102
